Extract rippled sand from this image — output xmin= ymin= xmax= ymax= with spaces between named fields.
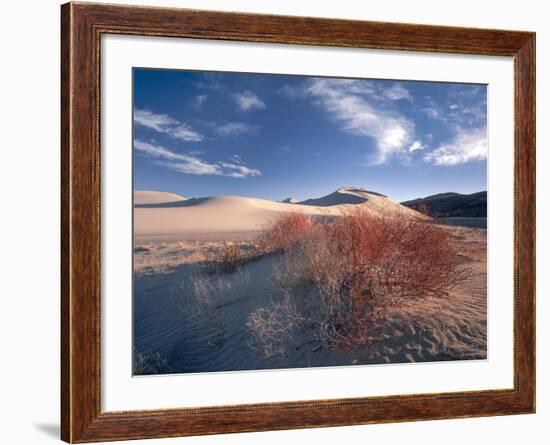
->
xmin=133 ymin=226 xmax=486 ymax=375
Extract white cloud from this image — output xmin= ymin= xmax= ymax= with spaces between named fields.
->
xmin=383 ymin=83 xmax=413 ymax=101
xmin=306 ymin=78 xmax=415 ymax=164
xmin=218 ymin=162 xmax=262 ymax=178
xmin=422 ymin=96 xmax=486 ymax=129
xmin=234 ymin=91 xmax=266 ymax=111
xmin=134 ymin=108 xmax=203 ymax=142
xmin=420 ymin=91 xmax=487 ymax=166
xmin=423 ymin=128 xmax=487 ymax=166
xmin=280 ymin=78 xmax=487 ymax=167
xmin=421 ymin=106 xmax=442 ymax=121
xmin=192 ymin=73 xmax=226 ymax=93
xmin=215 ymin=122 xmax=257 ymax=137
xmin=169 ymin=124 xmax=204 ymax=142
xmin=408 ymin=140 xmax=427 ymax=152
xmin=134 ymin=109 xmax=178 ymax=132
xmin=134 ymin=140 xmax=181 ymax=160
xmin=134 ymin=140 xmax=260 ymax=177
xmin=162 ymin=159 xmax=221 ymax=176
xmin=278 ymin=84 xmax=306 ymax=99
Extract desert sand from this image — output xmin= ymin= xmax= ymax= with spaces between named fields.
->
xmin=134 ymin=187 xmax=422 ymax=240
xmin=134 ymin=190 xmax=187 ymax=205
xmin=133 ymin=226 xmax=486 ymax=373
xmin=133 ymin=187 xmax=487 ymax=375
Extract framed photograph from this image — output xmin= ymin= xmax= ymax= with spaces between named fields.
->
xmin=61 ymin=2 xmax=535 ymax=442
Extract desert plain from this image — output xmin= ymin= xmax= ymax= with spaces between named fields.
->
xmin=133 ymin=187 xmax=486 ymax=375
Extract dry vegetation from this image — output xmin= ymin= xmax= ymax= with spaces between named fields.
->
xmin=135 ymin=210 xmax=475 ymax=364
xmin=185 ymin=269 xmax=252 ymax=349
xmin=204 ymin=242 xmax=260 ymax=274
xmin=133 ymin=240 xmax=207 ymax=276
xmin=133 ymin=350 xmax=170 ymax=375
xmin=133 ymin=240 xmax=257 ymax=276
xmin=256 ymin=213 xmax=315 ymax=253
xmin=247 ymin=210 xmax=470 ymax=356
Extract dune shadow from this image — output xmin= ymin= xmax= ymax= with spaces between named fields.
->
xmin=134 ymin=197 xmax=209 ymax=208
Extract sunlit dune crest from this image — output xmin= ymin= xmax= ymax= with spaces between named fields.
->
xmin=134 ymin=187 xmax=423 ymax=240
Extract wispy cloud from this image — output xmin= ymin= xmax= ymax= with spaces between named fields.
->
xmin=234 ymin=91 xmax=266 ymax=111
xmin=134 ymin=140 xmax=182 ymax=160
xmin=420 ymin=88 xmax=487 ymax=165
xmin=193 ymin=72 xmax=226 ymax=93
xmin=305 ymin=78 xmax=415 ymax=164
xmin=134 ymin=109 xmax=177 ymax=132
xmin=170 ymin=125 xmax=204 ymax=142
xmin=275 ymin=145 xmax=292 ymax=156
xmin=215 ymin=122 xmax=258 ymax=137
xmin=423 ymin=128 xmax=487 ymax=166
xmin=383 ymin=83 xmax=413 ymax=101
xmin=280 ymin=78 xmax=486 ymax=166
xmin=278 ymin=84 xmax=306 ymax=99
xmin=194 ymin=94 xmax=208 ymax=107
xmin=134 ymin=140 xmax=260 ymax=178
xmin=421 ymin=108 xmax=437 ymax=121
xmin=134 ymin=108 xmax=204 ymax=142
xmin=421 ymin=92 xmax=486 ymax=129
xmin=408 ymin=140 xmax=427 ymax=152
xmin=218 ymin=161 xmax=262 ymax=178
xmin=280 ymin=79 xmax=412 ymax=103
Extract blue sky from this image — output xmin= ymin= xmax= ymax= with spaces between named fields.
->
xmin=133 ymin=69 xmax=487 ymax=202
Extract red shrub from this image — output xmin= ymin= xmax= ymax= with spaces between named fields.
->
xmin=248 ymin=209 xmax=469 ymax=354
xmin=257 ymin=212 xmax=315 ymax=253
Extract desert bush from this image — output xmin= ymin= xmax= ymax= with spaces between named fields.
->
xmin=248 ymin=209 xmax=469 ymax=355
xmin=205 ymin=242 xmax=260 ymax=274
xmin=204 ymin=214 xmax=315 ymax=275
xmin=246 ymin=286 xmax=306 ymax=358
xmin=257 ymin=212 xmax=315 ymax=253
xmin=133 ymin=241 xmax=208 ymax=276
xmin=191 ymin=269 xmax=250 ymax=314
xmin=133 ymin=351 xmax=170 ymax=375
xmin=183 ymin=269 xmax=251 ymax=348
xmin=134 ymin=254 xmax=182 ymax=276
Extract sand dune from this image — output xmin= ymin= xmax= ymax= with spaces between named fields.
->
xmin=297 ymin=187 xmax=386 ymax=206
xmin=134 ymin=190 xmax=186 ymax=205
xmin=134 ymin=187 xmax=423 ymax=240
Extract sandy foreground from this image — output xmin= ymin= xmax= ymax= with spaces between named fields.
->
xmin=133 ymin=190 xmax=486 ymax=374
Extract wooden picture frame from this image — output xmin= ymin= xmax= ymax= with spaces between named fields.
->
xmin=61 ymin=2 xmax=535 ymax=442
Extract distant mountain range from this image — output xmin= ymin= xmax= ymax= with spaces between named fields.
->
xmin=401 ymin=191 xmax=487 ymax=218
